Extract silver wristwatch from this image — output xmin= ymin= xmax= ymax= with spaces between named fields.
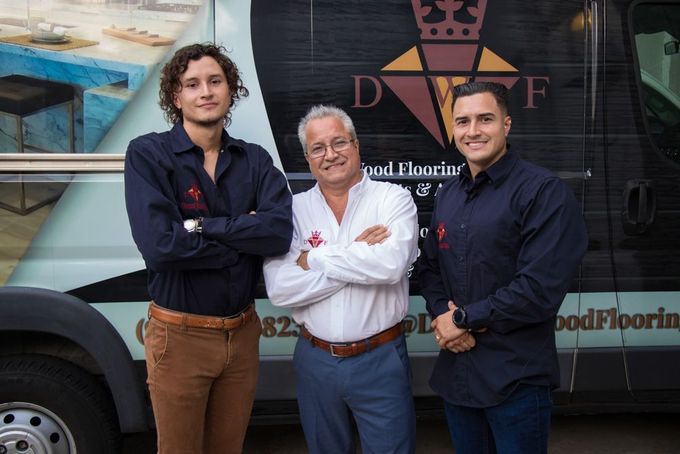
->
xmin=183 ymin=217 xmax=203 ymax=233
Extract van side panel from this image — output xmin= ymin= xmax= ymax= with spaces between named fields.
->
xmin=602 ymin=0 xmax=680 ymax=400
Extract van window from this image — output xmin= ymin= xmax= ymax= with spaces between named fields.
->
xmin=632 ymin=3 xmax=680 ymax=163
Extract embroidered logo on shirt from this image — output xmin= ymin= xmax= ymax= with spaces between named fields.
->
xmin=437 ymin=222 xmax=450 ymax=249
xmin=305 ymin=230 xmax=327 ymax=248
xmin=181 ymin=183 xmax=208 ymax=211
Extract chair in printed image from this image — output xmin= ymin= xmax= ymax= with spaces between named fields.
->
xmin=0 ymin=75 xmax=74 ymax=214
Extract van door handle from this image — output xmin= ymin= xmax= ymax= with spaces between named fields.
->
xmin=622 ymin=179 xmax=656 ymax=235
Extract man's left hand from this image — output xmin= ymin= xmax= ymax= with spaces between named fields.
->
xmin=445 ymin=331 xmax=476 ymax=353
xmin=431 ymin=300 xmax=468 ymax=348
xmin=354 ymin=224 xmax=390 ymax=245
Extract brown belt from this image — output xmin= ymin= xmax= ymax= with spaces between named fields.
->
xmin=148 ymin=302 xmax=255 ymax=330
xmin=300 ymin=323 xmax=403 ymax=358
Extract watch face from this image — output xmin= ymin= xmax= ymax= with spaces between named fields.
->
xmin=184 ymin=219 xmax=196 ymax=232
xmin=454 ymin=308 xmax=466 ymax=326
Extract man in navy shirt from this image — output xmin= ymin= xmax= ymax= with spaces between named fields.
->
xmin=124 ymin=43 xmax=292 ymax=453
xmin=419 ymin=82 xmax=587 ymax=454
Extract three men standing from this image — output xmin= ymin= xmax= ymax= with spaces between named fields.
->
xmin=126 ymin=48 xmax=585 ymax=454
xmin=419 ymin=82 xmax=588 ymax=453
xmin=264 ymin=105 xmax=419 ymax=454
xmin=124 ymin=43 xmax=293 ymax=453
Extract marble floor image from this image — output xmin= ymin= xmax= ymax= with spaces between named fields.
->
xmin=0 ymin=182 xmax=63 ymax=285
xmin=0 ymin=0 xmax=198 ymax=154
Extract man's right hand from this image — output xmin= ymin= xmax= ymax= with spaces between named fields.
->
xmin=297 ymin=251 xmax=310 ymax=270
xmin=355 ymin=224 xmax=390 ymax=245
xmin=445 ymin=331 xmax=476 ymax=353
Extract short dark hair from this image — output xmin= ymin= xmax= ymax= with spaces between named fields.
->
xmin=452 ymin=82 xmax=510 ymax=115
xmin=159 ymin=43 xmax=249 ymax=126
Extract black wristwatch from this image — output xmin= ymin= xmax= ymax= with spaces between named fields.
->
xmin=183 ymin=217 xmax=204 ymax=233
xmin=452 ymin=306 xmax=468 ymax=329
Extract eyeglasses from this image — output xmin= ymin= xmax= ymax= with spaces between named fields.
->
xmin=305 ymin=138 xmax=355 ymax=159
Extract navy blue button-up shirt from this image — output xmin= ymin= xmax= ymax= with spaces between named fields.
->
xmin=418 ymin=150 xmax=587 ymax=407
xmin=125 ymin=123 xmax=293 ymax=316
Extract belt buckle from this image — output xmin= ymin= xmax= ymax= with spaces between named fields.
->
xmin=329 ymin=343 xmax=345 ymax=357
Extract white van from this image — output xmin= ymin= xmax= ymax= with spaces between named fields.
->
xmin=0 ymin=0 xmax=679 ymax=451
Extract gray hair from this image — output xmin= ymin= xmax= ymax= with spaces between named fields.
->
xmin=297 ymin=105 xmax=358 ymax=153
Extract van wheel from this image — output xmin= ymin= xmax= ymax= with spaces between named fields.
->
xmin=0 ymin=354 xmax=120 ymax=454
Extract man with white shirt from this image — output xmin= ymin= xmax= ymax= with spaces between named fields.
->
xmin=263 ymin=105 xmax=418 ymax=454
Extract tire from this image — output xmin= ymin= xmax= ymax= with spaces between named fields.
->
xmin=0 ymin=354 xmax=120 ymax=454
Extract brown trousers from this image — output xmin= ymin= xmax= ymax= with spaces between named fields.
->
xmin=144 ymin=311 xmax=261 ymax=454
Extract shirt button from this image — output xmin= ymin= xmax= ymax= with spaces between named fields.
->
xmin=460 ymin=223 xmax=466 ymax=230
xmin=458 ymin=256 xmax=463 ymax=262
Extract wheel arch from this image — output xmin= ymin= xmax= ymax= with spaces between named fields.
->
xmin=0 ymin=286 xmax=148 ymax=433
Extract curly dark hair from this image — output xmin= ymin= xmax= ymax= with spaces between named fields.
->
xmin=159 ymin=43 xmax=249 ymax=126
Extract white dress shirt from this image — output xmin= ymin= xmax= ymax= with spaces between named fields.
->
xmin=263 ymin=173 xmax=418 ymax=342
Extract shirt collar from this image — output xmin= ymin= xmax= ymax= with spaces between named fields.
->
xmin=459 ymin=146 xmax=518 ymax=188
xmin=350 ymin=171 xmax=370 ymax=196
xmin=169 ymin=122 xmax=245 ymax=154
xmin=312 ymin=170 xmax=369 ymax=198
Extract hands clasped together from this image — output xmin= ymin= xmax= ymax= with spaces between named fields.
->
xmin=432 ymin=301 xmax=485 ymax=354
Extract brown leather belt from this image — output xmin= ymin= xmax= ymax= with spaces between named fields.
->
xmin=300 ymin=323 xmax=403 ymax=357
xmin=148 ymin=302 xmax=254 ymax=330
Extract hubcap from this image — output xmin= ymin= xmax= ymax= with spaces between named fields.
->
xmin=0 ymin=403 xmax=75 ymax=454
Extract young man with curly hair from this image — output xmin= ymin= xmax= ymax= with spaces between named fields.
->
xmin=124 ymin=43 xmax=293 ymax=453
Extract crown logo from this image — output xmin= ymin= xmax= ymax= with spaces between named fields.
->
xmin=307 ymin=230 xmax=326 ymax=248
xmin=436 ymin=222 xmax=450 ymax=249
xmin=436 ymin=222 xmax=447 ymax=242
xmin=411 ymin=0 xmax=488 ymax=41
xmin=186 ymin=183 xmax=202 ymax=202
xmin=181 ymin=182 xmax=208 ymax=211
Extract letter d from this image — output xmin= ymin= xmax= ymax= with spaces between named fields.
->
xmin=352 ymin=75 xmax=382 ymax=108
xmin=581 ymin=308 xmax=595 ymax=330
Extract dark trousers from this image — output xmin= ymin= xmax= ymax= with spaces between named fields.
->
xmin=444 ymin=384 xmax=552 ymax=454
